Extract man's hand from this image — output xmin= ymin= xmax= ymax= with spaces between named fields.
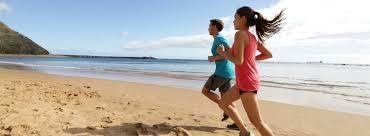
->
xmin=217 ymin=44 xmax=226 ymax=56
xmin=208 ymin=56 xmax=216 ymax=62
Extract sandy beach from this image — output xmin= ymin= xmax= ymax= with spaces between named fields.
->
xmin=1 ymin=68 xmax=370 ymax=136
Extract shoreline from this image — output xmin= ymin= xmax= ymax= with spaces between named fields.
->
xmin=0 ymin=61 xmax=370 ymax=116
xmin=0 ymin=61 xmax=370 ymax=117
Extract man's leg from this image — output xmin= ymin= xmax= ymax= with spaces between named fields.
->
xmin=202 ymin=87 xmax=221 ymax=103
xmin=220 ymin=80 xmax=237 ymax=125
xmin=220 ymin=92 xmax=228 ymax=120
xmin=202 ymin=75 xmax=221 ymax=104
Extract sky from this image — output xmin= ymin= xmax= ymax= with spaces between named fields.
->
xmin=0 ymin=0 xmax=370 ymax=64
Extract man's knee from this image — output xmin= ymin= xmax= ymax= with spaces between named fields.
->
xmin=202 ymin=88 xmax=210 ymax=95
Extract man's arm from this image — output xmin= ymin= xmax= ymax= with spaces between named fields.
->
xmin=213 ymin=54 xmax=226 ymax=61
xmin=208 ymin=55 xmax=224 ymax=62
xmin=208 ymin=46 xmax=229 ymax=62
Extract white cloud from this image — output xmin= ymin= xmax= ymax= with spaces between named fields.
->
xmin=50 ymin=48 xmax=125 ymax=57
xmin=258 ymin=0 xmax=370 ymax=64
xmin=123 ymin=34 xmax=212 ymax=49
xmin=0 ymin=1 xmax=10 ymax=13
xmin=50 ymin=48 xmax=99 ymax=55
xmin=122 ymin=0 xmax=370 ymax=63
xmin=122 ymin=17 xmax=235 ymax=50
xmin=260 ymin=0 xmax=370 ymax=46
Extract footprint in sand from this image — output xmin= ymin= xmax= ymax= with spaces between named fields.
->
xmin=1 ymin=124 xmax=40 ymax=136
xmin=135 ymin=123 xmax=191 ymax=136
xmin=0 ymin=103 xmax=10 ymax=107
xmin=86 ymin=126 xmax=97 ymax=130
xmin=63 ymin=122 xmax=71 ymax=126
xmin=135 ymin=123 xmax=156 ymax=136
xmin=193 ymin=119 xmax=201 ymax=123
xmin=146 ymin=108 xmax=157 ymax=114
xmin=86 ymin=91 xmax=101 ymax=98
xmin=0 ymin=101 xmax=14 ymax=107
xmin=174 ymin=118 xmax=183 ymax=121
xmin=25 ymin=88 xmax=33 ymax=91
xmin=74 ymin=101 xmax=82 ymax=105
xmin=164 ymin=116 xmax=183 ymax=121
xmin=95 ymin=106 xmax=105 ymax=110
xmin=54 ymin=107 xmax=64 ymax=112
xmin=101 ymin=117 xmax=113 ymax=124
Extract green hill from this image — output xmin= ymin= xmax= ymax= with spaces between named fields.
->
xmin=0 ymin=21 xmax=49 ymax=55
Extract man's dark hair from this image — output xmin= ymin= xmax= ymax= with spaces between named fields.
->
xmin=210 ymin=19 xmax=224 ymax=32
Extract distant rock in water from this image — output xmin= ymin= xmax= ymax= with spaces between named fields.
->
xmin=0 ymin=21 xmax=49 ymax=55
xmin=141 ymin=56 xmax=157 ymax=60
xmin=61 ymin=55 xmax=157 ymax=60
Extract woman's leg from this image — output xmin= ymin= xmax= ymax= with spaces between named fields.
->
xmin=220 ymin=91 xmax=236 ymax=121
xmin=218 ymin=85 xmax=249 ymax=134
xmin=220 ymin=92 xmax=236 ymax=108
xmin=240 ymin=92 xmax=274 ymax=136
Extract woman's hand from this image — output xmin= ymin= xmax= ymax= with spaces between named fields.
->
xmin=256 ymin=42 xmax=273 ymax=61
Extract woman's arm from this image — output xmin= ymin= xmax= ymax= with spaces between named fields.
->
xmin=217 ymin=31 xmax=247 ymax=65
xmin=255 ymin=42 xmax=273 ymax=61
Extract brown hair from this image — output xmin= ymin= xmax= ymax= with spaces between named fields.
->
xmin=236 ymin=6 xmax=285 ymax=43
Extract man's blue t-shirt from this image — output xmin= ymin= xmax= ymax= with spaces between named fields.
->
xmin=211 ymin=34 xmax=235 ymax=79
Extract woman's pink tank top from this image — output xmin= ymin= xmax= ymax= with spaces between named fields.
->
xmin=232 ymin=31 xmax=260 ymax=92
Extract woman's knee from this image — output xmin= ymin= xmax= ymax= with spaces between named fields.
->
xmin=218 ymin=100 xmax=229 ymax=110
xmin=249 ymin=116 xmax=264 ymax=126
xmin=219 ymin=99 xmax=235 ymax=109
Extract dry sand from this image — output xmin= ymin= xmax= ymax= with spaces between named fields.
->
xmin=1 ymin=68 xmax=370 ymax=136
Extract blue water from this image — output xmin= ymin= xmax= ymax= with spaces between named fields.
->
xmin=1 ymin=56 xmax=370 ymax=116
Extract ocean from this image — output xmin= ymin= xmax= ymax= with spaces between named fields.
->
xmin=1 ymin=55 xmax=370 ymax=116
